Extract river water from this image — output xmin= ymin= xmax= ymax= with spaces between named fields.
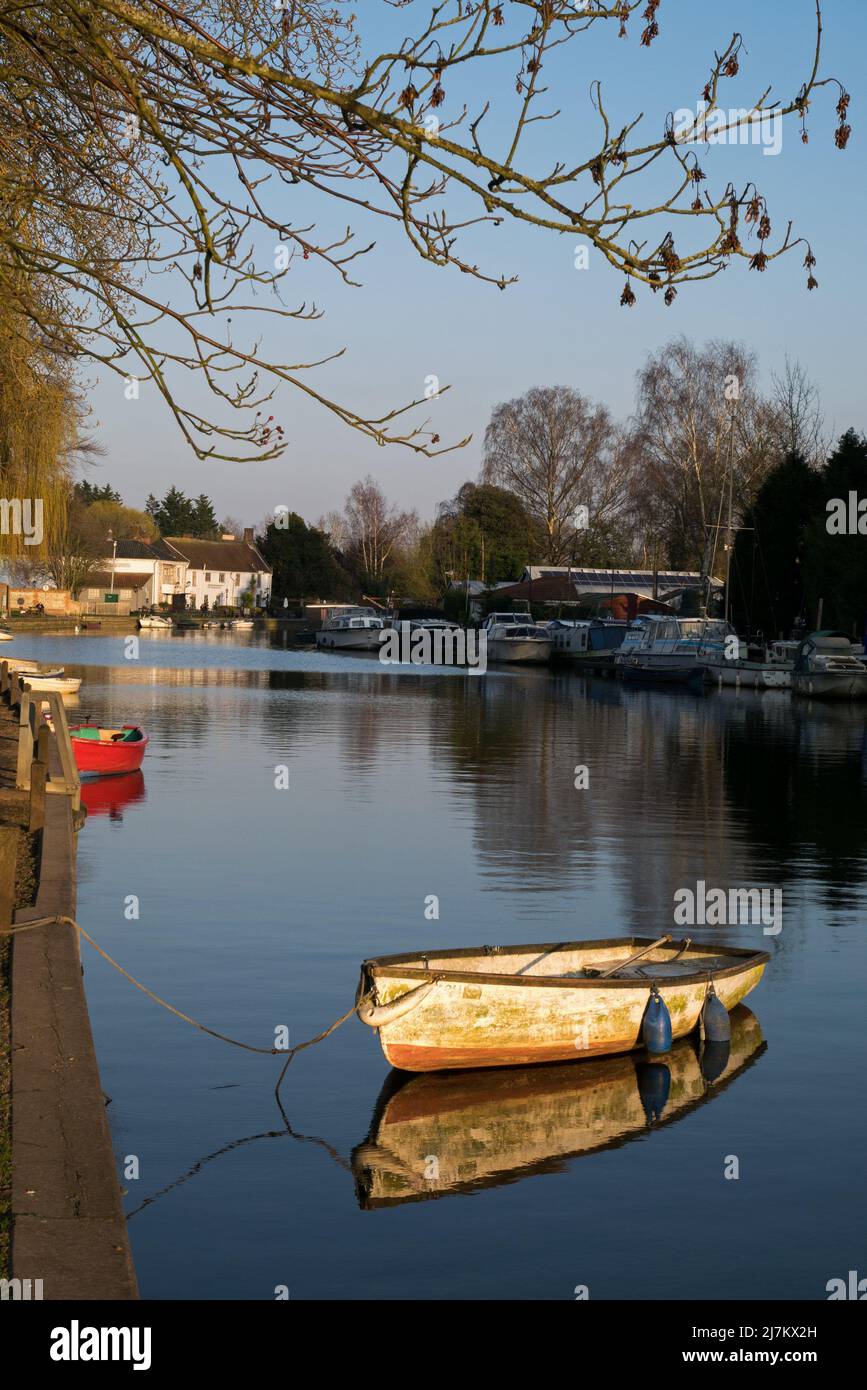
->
xmin=15 ymin=631 xmax=867 ymax=1299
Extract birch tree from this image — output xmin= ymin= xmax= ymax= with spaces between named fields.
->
xmin=481 ymin=386 xmax=632 ymax=562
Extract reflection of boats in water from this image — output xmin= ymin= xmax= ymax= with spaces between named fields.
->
xmin=353 ymin=1005 xmax=765 ymax=1208
xmin=79 ymin=769 xmax=146 ymax=818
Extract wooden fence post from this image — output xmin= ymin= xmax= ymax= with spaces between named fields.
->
xmin=46 ymin=691 xmax=80 ymax=812
xmin=15 ymin=689 xmax=36 ymax=790
xmin=36 ymin=722 xmax=51 ymax=766
xmin=29 ymin=760 xmax=48 ymax=833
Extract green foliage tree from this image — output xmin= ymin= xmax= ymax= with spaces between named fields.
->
xmin=731 ymin=453 xmax=819 ymax=638
xmin=146 ymin=487 xmax=219 ymax=537
xmin=74 ymin=481 xmax=122 ymax=506
xmin=804 ymin=430 xmax=867 ymax=637
xmin=258 ymin=513 xmax=351 ymax=601
xmin=432 ymin=482 xmax=540 ymax=587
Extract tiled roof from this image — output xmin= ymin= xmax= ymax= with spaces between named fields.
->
xmin=82 ymin=571 xmax=153 ymax=590
xmin=165 ymin=537 xmax=271 ymax=572
xmin=105 ymin=539 xmax=160 ymax=559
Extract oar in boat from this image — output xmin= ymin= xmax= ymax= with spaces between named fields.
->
xmin=590 ymin=935 xmax=673 ymax=980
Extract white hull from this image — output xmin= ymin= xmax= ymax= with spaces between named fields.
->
xmin=793 ymin=672 xmax=867 ymax=699
xmin=138 ymin=618 xmax=172 ymax=630
xmin=705 ymin=660 xmax=792 ymax=690
xmin=21 ymin=676 xmax=81 ymax=694
xmin=487 ymin=638 xmax=552 ymax=664
xmin=317 ymin=629 xmax=384 ymax=651
xmin=8 ymin=660 xmax=65 ymax=676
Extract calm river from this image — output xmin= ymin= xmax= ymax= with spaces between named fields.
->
xmin=17 ymin=631 xmax=867 ymax=1299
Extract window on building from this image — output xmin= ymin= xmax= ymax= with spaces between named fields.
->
xmin=205 ymin=571 xmax=211 ymax=581
xmin=219 ymin=572 xmax=225 ymax=583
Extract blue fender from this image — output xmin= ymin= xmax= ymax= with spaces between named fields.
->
xmin=701 ymin=987 xmax=731 ymax=1043
xmin=642 ymin=986 xmax=672 ymax=1055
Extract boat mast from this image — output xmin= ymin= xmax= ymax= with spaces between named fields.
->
xmin=724 ymin=398 xmax=737 ymax=626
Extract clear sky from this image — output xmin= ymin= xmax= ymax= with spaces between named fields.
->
xmin=85 ymin=0 xmax=865 ymax=530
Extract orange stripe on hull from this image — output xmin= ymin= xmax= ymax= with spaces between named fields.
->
xmin=383 ymin=1038 xmax=636 ymax=1072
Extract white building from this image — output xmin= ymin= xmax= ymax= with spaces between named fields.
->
xmin=81 ymin=530 xmax=271 ymax=614
xmin=167 ymin=530 xmax=271 ymax=610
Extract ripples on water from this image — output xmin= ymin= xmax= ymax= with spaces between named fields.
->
xmin=17 ymin=631 xmax=867 ymax=1298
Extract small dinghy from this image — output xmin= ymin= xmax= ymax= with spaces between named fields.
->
xmin=69 ymin=725 xmax=148 ymax=776
xmin=18 ymin=672 xmax=80 ymax=694
xmin=357 ymin=936 xmax=769 ymax=1072
xmin=8 ymin=659 xmax=65 ymax=676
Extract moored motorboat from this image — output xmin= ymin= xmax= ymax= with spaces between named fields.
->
xmin=547 ymin=618 xmax=629 ymax=670
xmin=357 ymin=936 xmax=768 ymax=1072
xmin=792 ymin=631 xmax=867 ymax=699
xmin=316 ymin=607 xmax=385 ymax=651
xmin=137 ymin=614 xmax=173 ymax=630
xmin=701 ymin=639 xmax=792 ymax=690
xmin=613 ymin=613 xmax=729 ymax=682
xmin=619 ymin=660 xmax=705 ymax=690
xmin=0 ymin=628 xmax=12 ymax=641
xmin=69 ymin=725 xmax=148 ymax=776
xmin=483 ymin=613 xmax=552 ymax=665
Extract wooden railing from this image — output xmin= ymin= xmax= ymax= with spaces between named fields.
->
xmin=0 ymin=661 xmax=81 ymax=818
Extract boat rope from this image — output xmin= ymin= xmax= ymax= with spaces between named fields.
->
xmin=0 ymin=915 xmax=372 ymax=1091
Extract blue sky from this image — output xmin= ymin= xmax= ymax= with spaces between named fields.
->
xmin=85 ymin=0 xmax=865 ymax=530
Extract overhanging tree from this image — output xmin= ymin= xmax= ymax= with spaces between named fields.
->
xmin=0 ymin=1 xmax=849 ymax=463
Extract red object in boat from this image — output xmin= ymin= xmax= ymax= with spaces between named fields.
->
xmin=69 ymin=725 xmax=148 ymax=776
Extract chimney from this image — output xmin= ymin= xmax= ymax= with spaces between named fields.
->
xmin=243 ymin=527 xmax=254 ymax=544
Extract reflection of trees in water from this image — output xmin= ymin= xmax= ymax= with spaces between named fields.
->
xmin=423 ymin=674 xmax=867 ymax=926
xmin=93 ymin=659 xmax=867 ymax=927
xmin=719 ymin=697 xmax=867 ymax=903
xmin=428 ymin=674 xmax=741 ymax=916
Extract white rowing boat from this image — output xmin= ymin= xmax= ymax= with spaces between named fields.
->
xmin=357 ymin=936 xmax=769 ymax=1072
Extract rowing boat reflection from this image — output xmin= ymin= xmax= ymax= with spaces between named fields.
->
xmin=352 ymin=1004 xmax=765 ymax=1209
xmin=79 ymin=769 xmax=146 ymax=820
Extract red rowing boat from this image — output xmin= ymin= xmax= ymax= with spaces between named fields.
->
xmin=69 ymin=725 xmax=148 ymax=776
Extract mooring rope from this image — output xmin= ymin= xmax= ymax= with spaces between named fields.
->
xmin=0 ymin=914 xmax=370 ymax=1089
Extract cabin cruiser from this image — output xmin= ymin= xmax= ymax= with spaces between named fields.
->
xmin=482 ymin=613 xmax=553 ymax=665
xmin=137 ymin=614 xmax=173 ymax=630
xmin=614 ymin=615 xmax=729 ymax=682
xmin=316 ymin=606 xmax=385 ymax=651
xmin=792 ymin=631 xmax=867 ymax=699
xmin=547 ymin=618 xmax=629 ymax=669
xmin=701 ymin=635 xmax=792 ymax=690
